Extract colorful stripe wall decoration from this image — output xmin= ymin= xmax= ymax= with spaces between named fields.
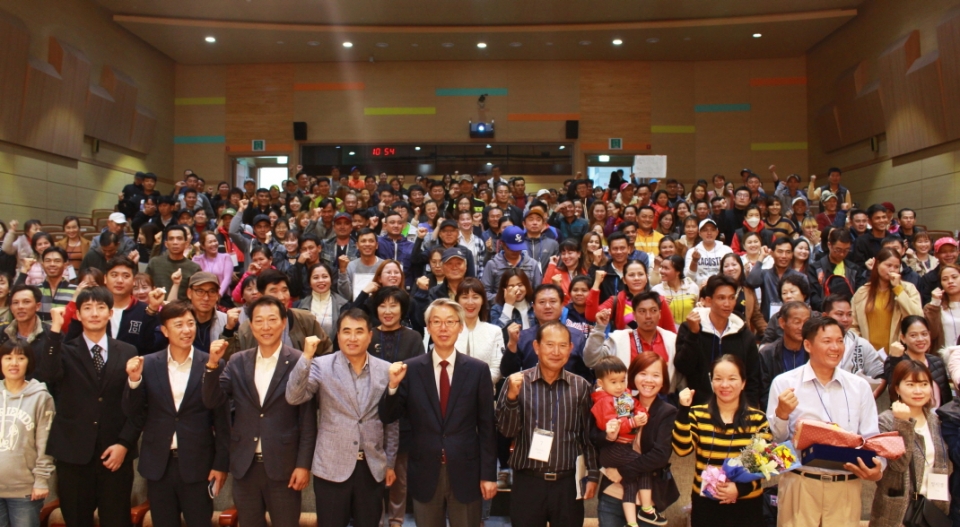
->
xmin=694 ymin=103 xmax=751 ymax=113
xmin=651 ymin=125 xmax=695 ymax=134
xmin=174 ymin=135 xmax=225 ymax=144
xmin=436 ymin=88 xmax=508 ymax=96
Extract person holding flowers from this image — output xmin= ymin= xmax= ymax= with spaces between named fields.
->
xmin=672 ymin=354 xmax=772 ymax=527
xmin=869 ymin=360 xmax=951 ymax=527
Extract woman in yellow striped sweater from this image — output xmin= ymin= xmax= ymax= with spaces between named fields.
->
xmin=672 ymin=354 xmax=771 ymax=527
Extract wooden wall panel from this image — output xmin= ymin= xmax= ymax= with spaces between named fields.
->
xmin=937 ymin=8 xmax=960 ymax=139
xmin=877 ymin=31 xmax=947 ymax=157
xmin=816 ymin=104 xmax=843 ymax=153
xmin=831 ymin=63 xmax=885 ymax=147
xmin=0 ymin=12 xmax=29 ymax=143
xmin=129 ymin=106 xmax=156 ymax=153
xmin=225 ymin=63 xmax=295 ymax=151
xmin=578 ymin=61 xmax=651 ymax=150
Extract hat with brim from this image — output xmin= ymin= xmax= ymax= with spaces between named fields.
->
xmin=786 ymin=174 xmax=802 ymax=183
xmin=441 ymin=247 xmax=469 ymax=264
xmin=439 ymin=220 xmax=459 ymax=231
xmin=188 ymin=271 xmax=220 ymax=288
xmin=698 ymin=218 xmax=718 ymax=231
xmin=108 ymin=212 xmax=127 ymax=224
xmin=501 ymin=226 xmax=527 ymax=251
xmin=524 ymin=209 xmax=546 ymax=221
xmin=792 ymin=196 xmax=808 ymax=207
xmin=334 ymin=212 xmax=352 ymax=223
xmin=821 ymin=190 xmax=838 ymax=202
xmin=935 ymin=237 xmax=959 ymax=253
xmin=252 ymin=214 xmax=272 ymax=225
xmin=220 ymin=208 xmax=237 ymax=218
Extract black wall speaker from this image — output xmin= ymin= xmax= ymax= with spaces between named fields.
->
xmin=565 ymin=120 xmax=579 ymax=140
xmin=293 ymin=122 xmax=307 ymax=141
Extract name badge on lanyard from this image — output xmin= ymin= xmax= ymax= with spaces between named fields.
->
xmin=928 ymin=473 xmax=949 ymax=502
xmin=528 ymin=428 xmax=555 ymax=462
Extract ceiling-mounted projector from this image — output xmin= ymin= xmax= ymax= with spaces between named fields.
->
xmin=469 ymin=120 xmax=495 ymax=138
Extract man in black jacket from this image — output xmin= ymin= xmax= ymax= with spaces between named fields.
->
xmin=202 ymin=297 xmax=317 ymax=527
xmin=851 ymin=204 xmax=890 ymax=266
xmin=674 ymin=275 xmax=761 ymax=406
xmin=123 ymin=301 xmax=230 ymax=527
xmin=38 ymin=289 xmax=143 ymax=527
xmin=757 ymin=302 xmax=812 ymax=410
xmin=716 ymin=186 xmax=752 ymax=244
xmin=807 ymin=228 xmax=863 ymax=310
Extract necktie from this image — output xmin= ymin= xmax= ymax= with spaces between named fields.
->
xmin=439 ymin=360 xmax=450 ymax=419
xmin=92 ymin=344 xmax=105 ymax=377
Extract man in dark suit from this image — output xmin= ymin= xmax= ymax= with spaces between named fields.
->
xmin=380 ymin=298 xmax=498 ymax=527
xmin=38 ymin=288 xmax=143 ymax=527
xmin=202 ymin=296 xmax=317 ymax=527
xmin=123 ymin=301 xmax=230 ymax=527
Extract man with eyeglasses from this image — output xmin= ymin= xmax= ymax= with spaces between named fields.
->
xmin=15 ymin=247 xmax=76 ymax=321
xmin=380 ymin=299 xmax=497 ymax=527
xmin=808 ymin=228 xmax=863 ymax=311
xmin=500 ymin=284 xmax=593 ymax=382
xmin=154 ymin=272 xmax=230 ymax=353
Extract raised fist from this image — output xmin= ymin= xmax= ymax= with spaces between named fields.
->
xmin=417 ymin=227 xmax=428 ymax=239
xmin=891 ymin=400 xmax=911 ymax=421
xmin=593 ymin=270 xmax=607 ymax=289
xmin=417 ymin=276 xmax=430 ymax=291
xmin=171 ymin=268 xmax=182 ymax=285
xmin=126 ymin=357 xmax=144 ymax=382
xmin=338 ymin=255 xmax=350 ymax=272
xmin=506 ymin=373 xmax=523 ymax=401
xmin=207 ymin=340 xmax=228 ymax=368
xmin=50 ymin=307 xmax=66 ymax=333
xmin=775 ymin=388 xmax=799 ymax=420
xmin=595 ymin=309 xmax=612 ymax=327
xmin=388 ymin=362 xmax=408 ymax=389
xmin=303 ymin=335 xmax=321 ymax=360
xmin=225 ymin=308 xmax=241 ymax=330
xmin=506 ymin=323 xmax=521 ymax=347
xmin=678 ymin=388 xmax=695 ymax=407
xmin=685 ymin=309 xmax=702 ymax=333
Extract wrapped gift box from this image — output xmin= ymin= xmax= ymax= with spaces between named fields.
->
xmin=800 ymin=444 xmax=878 ymax=471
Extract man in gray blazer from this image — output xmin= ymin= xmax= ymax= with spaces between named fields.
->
xmin=203 ymin=296 xmax=317 ymax=527
xmin=286 ymin=308 xmax=399 ymax=527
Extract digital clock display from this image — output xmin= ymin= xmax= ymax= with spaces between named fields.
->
xmin=371 ymin=147 xmax=397 ymax=156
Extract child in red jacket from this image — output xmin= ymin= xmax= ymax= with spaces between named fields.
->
xmin=590 ymin=356 xmax=665 ymax=526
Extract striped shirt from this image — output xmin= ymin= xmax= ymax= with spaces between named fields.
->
xmin=672 ymin=404 xmax=771 ymax=499
xmin=497 ymin=366 xmax=599 ymax=479
xmin=38 ymin=280 xmax=77 ymax=322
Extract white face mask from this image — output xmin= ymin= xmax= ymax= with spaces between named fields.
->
xmin=746 ymin=217 xmax=761 ymax=228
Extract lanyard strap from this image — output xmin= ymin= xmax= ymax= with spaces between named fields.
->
xmin=533 ymin=381 xmax=560 ymax=431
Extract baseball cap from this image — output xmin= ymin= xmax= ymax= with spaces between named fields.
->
xmin=935 ymin=237 xmax=959 ymax=253
xmin=740 ymin=168 xmax=751 ymax=175
xmin=620 ymin=182 xmax=632 ymax=191
xmin=252 ymin=214 xmax=271 ymax=225
xmin=108 ymin=212 xmax=127 ymax=224
xmin=188 ymin=272 xmax=220 ymax=288
xmin=334 ymin=212 xmax=352 ymax=223
xmin=698 ymin=218 xmax=718 ymax=231
xmin=524 ymin=209 xmax=546 ymax=221
xmin=786 ymin=173 xmax=802 ymax=183
xmin=459 ymin=174 xmax=474 ymax=183
xmin=439 ymin=220 xmax=459 ymax=231
xmin=649 ymin=179 xmax=659 ymax=184
xmin=882 ymin=202 xmax=896 ymax=213
xmin=536 ymin=189 xmax=551 ymax=198
xmin=220 ymin=208 xmax=237 ymax=218
xmin=350 ymin=166 xmax=360 ymax=173
xmin=244 ymin=178 xmax=256 ymax=185
xmin=821 ymin=190 xmax=838 ymax=202
xmin=792 ymin=196 xmax=809 ymax=207
xmin=501 ymin=226 xmax=527 ymax=251
xmin=441 ymin=246 xmax=469 ymax=264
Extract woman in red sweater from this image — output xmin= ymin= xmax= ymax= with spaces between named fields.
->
xmin=586 ymin=259 xmax=676 ymax=332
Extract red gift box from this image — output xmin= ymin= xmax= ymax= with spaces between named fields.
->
xmin=793 ymin=420 xmax=863 ymax=451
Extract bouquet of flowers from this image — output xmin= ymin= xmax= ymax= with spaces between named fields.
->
xmin=700 ymin=435 xmax=800 ymax=499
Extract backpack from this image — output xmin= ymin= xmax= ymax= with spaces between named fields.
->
xmin=817 ymin=267 xmax=854 ymax=299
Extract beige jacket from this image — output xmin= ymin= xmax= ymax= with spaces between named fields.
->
xmin=850 ymin=281 xmax=922 ymax=351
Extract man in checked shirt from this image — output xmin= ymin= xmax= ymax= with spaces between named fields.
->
xmin=496 ymin=321 xmax=598 ymax=527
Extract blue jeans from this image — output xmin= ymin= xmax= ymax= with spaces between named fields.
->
xmin=0 ymin=497 xmax=43 ymax=527
xmin=596 ymin=492 xmax=627 ymax=527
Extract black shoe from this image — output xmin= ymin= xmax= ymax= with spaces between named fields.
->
xmin=637 ymin=508 xmax=667 ymax=526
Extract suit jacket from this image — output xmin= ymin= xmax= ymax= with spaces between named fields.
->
xmin=36 ymin=332 xmax=143 ymax=464
xmin=201 ymin=344 xmax=317 ymax=481
xmin=286 ymin=351 xmax=399 ymax=483
xmin=123 ymin=349 xmax=230 ymax=482
xmin=379 ymin=352 xmax=497 ymax=504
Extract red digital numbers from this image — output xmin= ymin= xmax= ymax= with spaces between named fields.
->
xmin=371 ymin=147 xmax=397 ymax=156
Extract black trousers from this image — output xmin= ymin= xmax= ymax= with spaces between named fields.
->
xmin=146 ymin=455 xmax=213 ymax=527
xmin=689 ymin=492 xmax=763 ymax=527
xmin=232 ymin=462 xmax=302 ymax=527
xmin=313 ymin=460 xmax=383 ymax=527
xmin=509 ymin=471 xmax=584 ymax=527
xmin=56 ymin=456 xmax=135 ymax=527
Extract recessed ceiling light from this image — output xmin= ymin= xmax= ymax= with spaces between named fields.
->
xmin=509 ymin=42 xmax=522 ymax=47
xmin=307 ymin=41 xmax=320 ymax=46
xmin=579 ymin=40 xmax=591 ymax=46
xmin=559 ymin=145 xmax=566 ymax=150
xmin=646 ymin=37 xmax=660 ymax=44
xmin=442 ymin=42 xmax=454 ymax=48
xmin=753 ymin=33 xmax=762 ymax=38
xmin=205 ymin=36 xmax=216 ymax=43
xmin=376 ymin=42 xmax=388 ymax=48
xmin=612 ymin=39 xmax=623 ymax=46
xmin=348 ymin=151 xmax=355 ymax=156
xmin=486 ymin=144 xmax=492 ymax=148
xmin=598 ymin=155 xmax=610 ymax=162
xmin=414 ymin=146 xmax=421 ymax=151
xmin=342 ymin=41 xmax=353 ymax=48
xmin=335 ymin=146 xmax=341 ymax=149
xmin=486 ymin=162 xmax=493 ymax=166
xmin=477 ymin=42 xmax=487 ymax=49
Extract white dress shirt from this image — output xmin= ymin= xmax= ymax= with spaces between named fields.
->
xmin=254 ymin=344 xmax=281 ymax=453
xmin=128 ymin=347 xmax=195 ymax=449
xmin=766 ymin=362 xmax=881 ymax=474
xmin=83 ymin=333 xmax=110 ymax=362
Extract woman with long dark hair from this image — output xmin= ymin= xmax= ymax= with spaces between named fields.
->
xmin=883 ymin=316 xmax=952 ymax=410
xmin=851 ymin=247 xmax=923 ymax=352
xmin=673 ymin=355 xmax=771 ymax=527
xmin=543 ymin=239 xmax=589 ymax=304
